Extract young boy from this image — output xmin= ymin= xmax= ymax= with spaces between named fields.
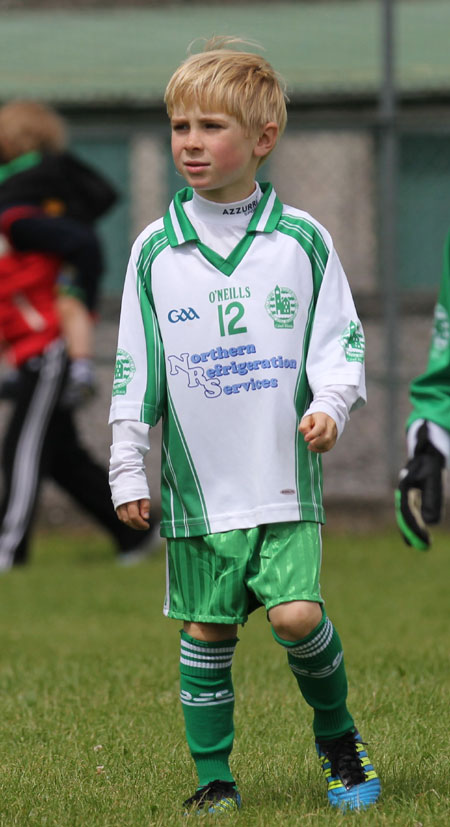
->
xmin=109 ymin=39 xmax=381 ymax=814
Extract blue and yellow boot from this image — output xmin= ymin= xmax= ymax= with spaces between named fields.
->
xmin=183 ymin=779 xmax=241 ymax=816
xmin=316 ymin=729 xmax=381 ymax=811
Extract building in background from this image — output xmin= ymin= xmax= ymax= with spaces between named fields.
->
xmin=0 ymin=0 xmax=449 ymax=527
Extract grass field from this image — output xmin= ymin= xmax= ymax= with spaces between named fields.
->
xmin=0 ymin=527 xmax=449 ymax=826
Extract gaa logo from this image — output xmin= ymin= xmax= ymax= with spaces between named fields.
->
xmin=112 ymin=348 xmax=136 ymax=396
xmin=168 ymin=307 xmax=200 ymax=323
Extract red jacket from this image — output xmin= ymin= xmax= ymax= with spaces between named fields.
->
xmin=0 ymin=247 xmax=61 ymax=365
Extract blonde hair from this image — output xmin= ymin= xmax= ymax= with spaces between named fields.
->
xmin=0 ymin=100 xmax=67 ymax=162
xmin=164 ymin=37 xmax=288 ymax=140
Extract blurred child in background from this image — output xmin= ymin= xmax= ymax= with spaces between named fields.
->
xmin=0 ymin=99 xmax=117 ymax=405
xmin=0 ymin=100 xmax=159 ymax=570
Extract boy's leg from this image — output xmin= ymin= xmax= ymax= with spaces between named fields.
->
xmin=166 ymin=532 xmax=252 ymax=812
xmin=180 ymin=623 xmax=238 ymax=787
xmin=270 ymin=603 xmax=354 ymax=740
xmin=271 ymin=604 xmax=380 ymax=810
xmin=252 ymin=522 xmax=380 ymax=810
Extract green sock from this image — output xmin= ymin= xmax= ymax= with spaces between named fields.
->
xmin=179 ymin=630 xmax=237 ymax=787
xmin=273 ymin=612 xmax=354 ymax=740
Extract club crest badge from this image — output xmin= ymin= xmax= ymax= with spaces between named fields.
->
xmin=430 ymin=303 xmax=450 ymax=358
xmin=339 ymin=321 xmax=365 ymax=363
xmin=265 ymin=285 xmax=299 ymax=329
xmin=112 ymin=348 xmax=136 ymax=396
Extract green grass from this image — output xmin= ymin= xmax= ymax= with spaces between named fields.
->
xmin=0 ymin=528 xmax=449 ymax=826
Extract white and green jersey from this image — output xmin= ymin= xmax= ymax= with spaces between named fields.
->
xmin=110 ymin=183 xmax=366 ymax=538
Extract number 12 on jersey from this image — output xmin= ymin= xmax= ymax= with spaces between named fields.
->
xmin=218 ymin=301 xmax=247 ymax=337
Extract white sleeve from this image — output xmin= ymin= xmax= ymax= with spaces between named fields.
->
xmin=109 ymin=231 xmax=166 ymax=427
xmin=109 ymin=419 xmax=151 ymax=509
xmin=407 ymin=418 xmax=450 ymax=462
xmin=305 ymin=243 xmax=366 ymax=410
xmin=303 ymin=384 xmax=360 ymax=439
xmin=109 ymin=243 xmax=149 ymax=423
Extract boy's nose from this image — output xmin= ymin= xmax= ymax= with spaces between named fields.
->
xmin=185 ymin=130 xmax=203 ymax=150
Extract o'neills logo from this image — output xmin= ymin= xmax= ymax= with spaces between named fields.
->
xmin=222 ymin=199 xmax=258 ymax=216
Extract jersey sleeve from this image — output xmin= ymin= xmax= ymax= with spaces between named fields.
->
xmin=109 ymin=419 xmax=151 ymax=508
xmin=407 ymin=231 xmax=450 ymax=435
xmin=305 ymin=241 xmax=366 ymax=410
xmin=109 ymin=237 xmax=166 ymax=425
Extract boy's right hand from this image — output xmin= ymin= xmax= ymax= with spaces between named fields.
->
xmin=299 ymin=412 xmax=337 ymax=453
xmin=116 ymin=499 xmax=151 ymax=530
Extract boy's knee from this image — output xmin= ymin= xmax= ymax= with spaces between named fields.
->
xmin=269 ymin=600 xmax=323 ymax=642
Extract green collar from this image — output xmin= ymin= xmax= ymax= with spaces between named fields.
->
xmin=0 ymin=151 xmax=42 ymax=184
xmin=163 ymin=182 xmax=283 ymax=248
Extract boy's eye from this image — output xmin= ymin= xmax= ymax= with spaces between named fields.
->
xmin=171 ymin=120 xmax=225 ymax=132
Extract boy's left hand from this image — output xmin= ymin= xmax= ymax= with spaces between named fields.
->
xmin=299 ymin=412 xmax=337 ymax=453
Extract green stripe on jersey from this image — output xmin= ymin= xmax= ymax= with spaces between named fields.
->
xmin=161 ymin=390 xmax=210 ymax=537
xmin=277 ymin=214 xmax=329 ymax=299
xmin=136 ymin=228 xmax=169 ymax=424
xmin=294 ymin=297 xmax=324 ymax=521
xmin=277 ymin=215 xmax=329 ymax=522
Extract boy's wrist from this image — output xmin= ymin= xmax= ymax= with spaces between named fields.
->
xmin=112 ymin=488 xmax=151 ymax=511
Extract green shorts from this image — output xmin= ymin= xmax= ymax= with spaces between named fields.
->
xmin=163 ymin=521 xmax=323 ymax=624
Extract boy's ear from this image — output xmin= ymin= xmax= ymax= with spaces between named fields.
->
xmin=254 ymin=122 xmax=278 ymax=160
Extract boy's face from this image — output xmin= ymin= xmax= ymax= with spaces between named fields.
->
xmin=170 ymin=105 xmax=263 ymax=203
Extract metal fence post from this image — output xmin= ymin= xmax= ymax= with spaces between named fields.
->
xmin=378 ymin=0 xmax=400 ymax=487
